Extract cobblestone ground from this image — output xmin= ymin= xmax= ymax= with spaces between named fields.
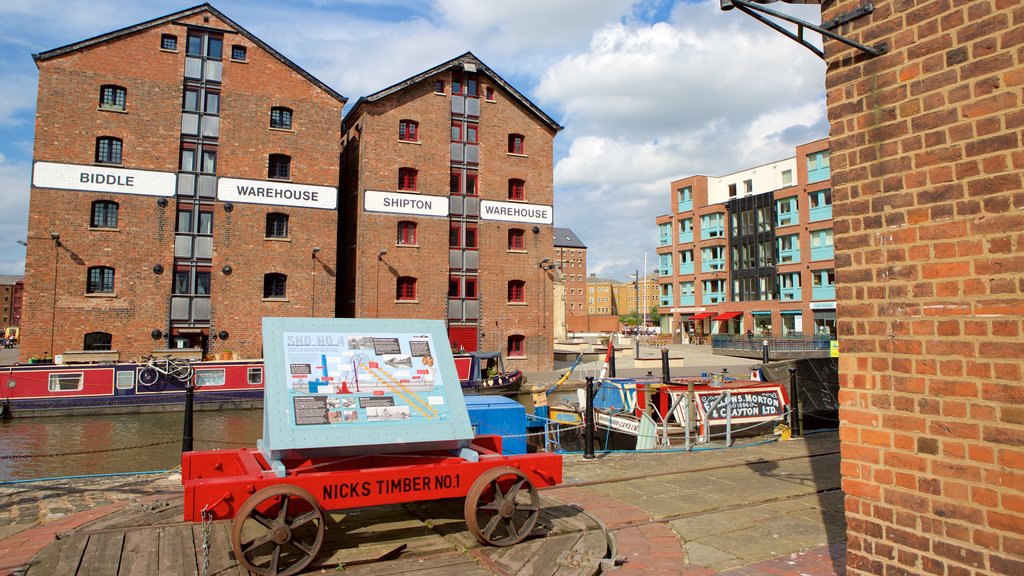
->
xmin=0 ymin=472 xmax=181 ymax=530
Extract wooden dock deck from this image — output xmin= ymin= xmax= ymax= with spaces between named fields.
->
xmin=19 ymin=495 xmax=607 ymax=575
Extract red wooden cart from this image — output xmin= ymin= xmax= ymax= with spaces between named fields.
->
xmin=183 ymin=435 xmax=562 ymax=576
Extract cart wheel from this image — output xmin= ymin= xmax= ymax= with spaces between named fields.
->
xmin=464 ymin=466 xmax=540 ymax=547
xmin=230 ymin=484 xmax=325 ymax=576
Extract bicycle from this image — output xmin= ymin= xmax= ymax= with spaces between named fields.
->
xmin=139 ymin=354 xmax=195 ymax=385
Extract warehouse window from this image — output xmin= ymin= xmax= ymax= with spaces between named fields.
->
xmin=231 ymin=45 xmax=247 ymax=61
xmin=508 ymin=179 xmax=525 ymax=201
xmin=263 ymin=273 xmax=287 ymax=299
xmin=398 ymin=168 xmax=418 ymax=191
xmin=396 ymin=276 xmax=417 ymax=301
xmin=399 ymin=120 xmax=419 ymax=142
xmin=397 ymin=221 xmax=417 ymax=245
xmin=508 ymin=134 xmax=524 ymax=155
xmin=87 ymin=267 xmax=115 ymax=294
xmin=84 ymin=332 xmax=112 ymax=351
xmin=90 ymin=201 xmax=119 ymax=229
xmin=268 ymin=154 xmax=290 ymax=180
xmin=508 ymin=280 xmax=525 ymax=303
xmin=99 ymin=85 xmax=127 ymax=111
xmin=508 ymin=228 xmax=525 ymax=251
xmin=161 ymin=34 xmax=177 ymax=51
xmin=270 ymin=107 xmax=292 ymax=129
xmin=95 ymin=137 xmax=122 ymax=165
xmin=507 ymin=335 xmax=525 ymax=358
xmin=265 ymin=213 xmax=289 ymax=238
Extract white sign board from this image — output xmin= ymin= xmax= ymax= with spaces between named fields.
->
xmin=218 ymin=177 xmax=337 ymax=210
xmin=365 ymin=190 xmax=449 ymax=217
xmin=480 ymin=200 xmax=553 ymax=224
xmin=33 ymin=162 xmax=176 ymax=197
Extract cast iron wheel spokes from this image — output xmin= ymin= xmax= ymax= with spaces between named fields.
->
xmin=464 ymin=466 xmax=541 ymax=547
xmin=230 ymin=484 xmax=325 ymax=576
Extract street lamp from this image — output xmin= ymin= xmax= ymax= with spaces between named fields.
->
xmin=376 ymin=250 xmax=388 ymax=316
xmin=50 ymin=232 xmax=61 ymax=359
xmin=311 ymin=247 xmax=320 ymax=317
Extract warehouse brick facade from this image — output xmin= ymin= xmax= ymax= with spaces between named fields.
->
xmin=340 ymin=53 xmax=561 ymax=371
xmin=822 ymin=0 xmax=1024 ymax=574
xmin=22 ymin=4 xmax=345 ymax=361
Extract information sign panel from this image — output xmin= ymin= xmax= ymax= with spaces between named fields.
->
xmin=259 ymin=318 xmax=475 ymax=474
xmin=693 ymin=385 xmax=788 ymax=426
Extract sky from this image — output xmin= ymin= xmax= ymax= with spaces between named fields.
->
xmin=0 ymin=0 xmax=827 ymax=284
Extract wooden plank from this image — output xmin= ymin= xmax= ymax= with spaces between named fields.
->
xmin=338 ymin=552 xmax=492 ymax=576
xmin=118 ymin=527 xmax=160 ymax=576
xmin=22 ymin=536 xmax=66 ymax=576
xmin=191 ymin=520 xmax=244 ymax=576
xmin=50 ymin=533 xmax=89 ymax=576
xmin=158 ymin=525 xmax=198 ymax=576
xmin=77 ymin=531 xmax=125 ymax=576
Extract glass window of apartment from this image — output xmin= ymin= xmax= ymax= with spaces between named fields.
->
xmin=507 ymin=335 xmax=525 ymax=357
xmin=677 ymin=186 xmax=692 ymax=212
xmin=776 ymin=233 xmax=800 ymax=263
xmin=90 ymin=201 xmax=118 ymax=228
xmin=398 ymin=167 xmax=417 ymax=191
xmin=231 ymin=45 xmax=247 ymax=61
xmin=95 ymin=137 xmax=122 ymax=164
xmin=807 ymin=150 xmax=831 ymax=183
xmin=810 ymin=189 xmax=832 ymax=209
xmin=743 ymin=179 xmax=753 ymax=194
xmin=700 ymin=213 xmax=724 ymax=239
xmin=396 ymin=276 xmax=417 ymax=301
xmin=197 ymin=211 xmax=213 ymax=235
xmin=268 ymin=154 xmax=290 ymax=180
xmin=87 ymin=266 xmax=115 ymax=294
xmin=176 ymin=210 xmax=193 ymax=233
xmin=264 ymin=273 xmax=287 ymax=298
xmin=776 ymin=197 xmax=798 ymax=227
xmin=508 ymin=280 xmax=525 ymax=303
xmin=508 ymin=134 xmax=525 ymax=154
xmin=173 ymin=269 xmax=190 ymax=294
xmin=161 ymin=34 xmax=177 ymax=51
xmin=194 ymin=271 xmax=210 ymax=295
xmin=266 ymin=213 xmax=289 ymax=238
xmin=99 ymin=85 xmax=127 ymax=110
xmin=397 ymin=221 xmax=417 ymax=245
xmin=779 ymin=272 xmax=801 ymax=301
xmin=728 ymin=183 xmax=737 ymax=198
xmin=508 ymin=179 xmax=525 ymax=201
xmin=84 ymin=332 xmax=112 ymax=351
xmin=781 ymin=169 xmax=793 ymax=186
xmin=270 ymin=107 xmax=292 ymax=129
xmin=399 ymin=119 xmax=418 ymax=142
xmin=508 ymin=228 xmax=525 ymax=250
xmin=200 ymin=149 xmax=217 ymax=174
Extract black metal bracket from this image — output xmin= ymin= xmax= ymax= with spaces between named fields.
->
xmin=721 ymin=0 xmax=885 ymax=60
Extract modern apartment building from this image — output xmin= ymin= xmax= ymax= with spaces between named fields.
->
xmin=339 ymin=52 xmax=562 ymax=371
xmin=655 ymin=138 xmax=834 ymax=339
xmin=553 ymin=227 xmax=587 ymax=317
xmin=21 ymin=4 xmax=346 ymax=361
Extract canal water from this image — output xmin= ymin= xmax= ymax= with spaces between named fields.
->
xmin=0 ymin=409 xmax=264 ymax=482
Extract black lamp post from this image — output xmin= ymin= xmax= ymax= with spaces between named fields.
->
xmin=311 ymin=247 xmax=320 ymax=317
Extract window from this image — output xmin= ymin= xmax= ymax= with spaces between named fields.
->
xmin=485 ymin=86 xmax=495 ymax=101
xmin=161 ymin=34 xmax=177 ymax=51
xmin=187 ymin=33 xmax=222 ymax=59
xmin=449 ymin=277 xmax=460 ymax=297
xmin=508 ymin=228 xmax=525 ymax=250
xmin=99 ymin=85 xmax=127 ymax=110
xmin=465 ymin=277 xmax=477 ymax=298
xmin=196 ymin=369 xmax=226 ymax=387
xmin=264 ymin=273 xmax=287 ymax=298
xmin=194 ymin=271 xmax=210 ymax=295
xmin=398 ymin=167 xmax=418 ymax=191
xmin=266 ymin=213 xmax=289 ymax=238
xmin=399 ymin=120 xmax=419 ymax=142
xmin=396 ymin=276 xmax=417 ymax=301
xmin=781 ymin=169 xmax=793 ymax=186
xmin=452 ymin=121 xmax=477 ymax=142
xmin=508 ymin=134 xmax=525 ymax=155
xmin=728 ymin=183 xmax=737 ymax=198
xmin=96 ymin=137 xmax=122 ymax=164
xmin=397 ymin=221 xmax=417 ymax=245
xmin=90 ymin=201 xmax=118 ymax=228
xmin=84 ymin=332 xmax=112 ymax=351
xmin=49 ymin=373 xmax=84 ymax=392
xmin=87 ymin=266 xmax=115 ymax=294
xmin=173 ymin=270 xmax=190 ymax=294
xmin=508 ymin=280 xmax=525 ymax=303
xmin=744 ymin=179 xmax=753 ymax=194
xmin=231 ymin=45 xmax=247 ymax=61
xmin=268 ymin=154 xmax=290 ymax=180
xmin=450 ymin=223 xmax=478 ymax=249
xmin=270 ymin=107 xmax=292 ymax=129
xmin=450 ymin=170 xmax=478 ymax=195
xmin=434 ymin=79 xmax=444 ymax=93
xmin=508 ymin=179 xmax=525 ymax=201
xmin=507 ymin=335 xmax=525 ymax=357
xmin=248 ymin=367 xmax=263 ymax=385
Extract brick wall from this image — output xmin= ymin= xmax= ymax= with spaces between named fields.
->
xmin=823 ymin=1 xmax=1024 ymax=574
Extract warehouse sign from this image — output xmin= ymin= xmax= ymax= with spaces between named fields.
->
xmin=480 ymin=200 xmax=553 ymax=224
xmin=218 ymin=177 xmax=337 ymax=210
xmin=365 ymin=190 xmax=449 ymax=217
xmin=33 ymin=162 xmax=175 ymax=197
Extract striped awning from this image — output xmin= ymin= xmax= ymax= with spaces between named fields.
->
xmin=780 ymin=310 xmax=802 ymax=315
xmin=751 ymin=310 xmax=772 ymax=316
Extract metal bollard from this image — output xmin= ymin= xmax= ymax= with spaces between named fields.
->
xmin=789 ymin=368 xmax=801 ymax=437
xmin=661 ymin=348 xmax=671 ymax=384
xmin=584 ymin=376 xmax=596 ymax=459
xmin=609 ymin=346 xmax=616 ymax=378
xmin=182 ymin=383 xmax=195 ymax=452
xmin=762 ymin=340 xmax=770 ymax=364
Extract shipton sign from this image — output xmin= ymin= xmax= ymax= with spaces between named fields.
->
xmin=365 ymin=190 xmax=449 ymax=217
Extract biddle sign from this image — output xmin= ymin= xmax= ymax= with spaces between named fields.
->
xmin=33 ymin=162 xmax=176 ymax=196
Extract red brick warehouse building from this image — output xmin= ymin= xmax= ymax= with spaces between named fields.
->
xmin=340 ymin=53 xmax=562 ymax=371
xmin=22 ymin=4 xmax=345 ymax=362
